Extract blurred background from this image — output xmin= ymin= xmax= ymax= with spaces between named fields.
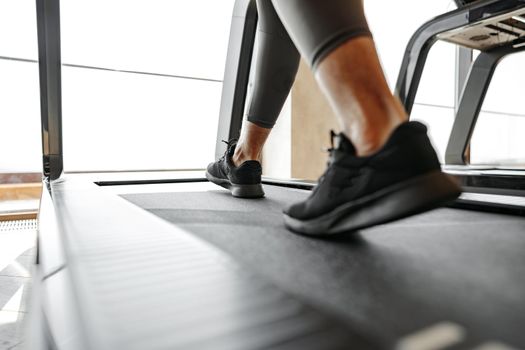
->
xmin=1 ymin=0 xmax=524 ymax=178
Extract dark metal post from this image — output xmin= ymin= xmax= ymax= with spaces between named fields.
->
xmin=36 ymin=0 xmax=63 ymax=181
xmin=215 ymin=0 xmax=258 ymax=160
xmin=445 ymin=45 xmax=525 ymax=165
xmin=455 ymin=47 xmax=473 ymax=112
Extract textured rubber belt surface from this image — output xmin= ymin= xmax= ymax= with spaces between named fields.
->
xmin=122 ymin=184 xmax=525 ymax=348
xmin=79 ymin=236 xmax=374 ymax=350
xmin=61 ymin=183 xmax=379 ymax=350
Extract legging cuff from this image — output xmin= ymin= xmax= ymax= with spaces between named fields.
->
xmin=246 ymin=116 xmax=275 ymax=129
xmin=311 ymin=30 xmax=373 ymax=70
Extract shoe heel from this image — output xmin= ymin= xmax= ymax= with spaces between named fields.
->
xmin=231 ymin=184 xmax=265 ymax=198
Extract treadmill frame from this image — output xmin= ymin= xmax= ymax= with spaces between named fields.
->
xmin=36 ymin=0 xmax=63 ymax=181
xmin=32 ymin=1 xmax=525 ymax=348
xmin=395 ymin=0 xmax=525 ymax=194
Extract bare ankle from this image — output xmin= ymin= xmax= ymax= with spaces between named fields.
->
xmin=349 ymin=115 xmax=405 ymax=157
xmin=232 ymin=144 xmax=261 ymax=167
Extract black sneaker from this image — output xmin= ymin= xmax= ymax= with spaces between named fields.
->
xmin=283 ymin=121 xmax=461 ymax=236
xmin=206 ymin=140 xmax=265 ymax=198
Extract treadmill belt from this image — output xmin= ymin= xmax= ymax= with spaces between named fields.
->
xmin=122 ymin=183 xmax=525 ymax=348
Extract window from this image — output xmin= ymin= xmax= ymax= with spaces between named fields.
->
xmin=60 ymin=0 xmax=236 ymax=171
xmin=0 ymin=0 xmax=41 ymax=172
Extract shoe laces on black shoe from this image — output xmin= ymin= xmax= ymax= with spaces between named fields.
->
xmin=313 ymin=130 xmax=360 ymax=195
xmin=220 ymin=139 xmax=237 ymax=160
xmin=207 ymin=138 xmax=263 ymax=186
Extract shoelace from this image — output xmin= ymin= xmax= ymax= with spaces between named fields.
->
xmin=221 ymin=139 xmax=236 ymax=147
xmin=320 ymin=131 xmax=339 ymax=164
xmin=316 ymin=131 xmax=360 ymax=191
xmin=219 ymin=139 xmax=237 ymax=161
xmin=314 ymin=131 xmax=338 ymax=191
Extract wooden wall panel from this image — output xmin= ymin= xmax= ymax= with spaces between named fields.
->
xmin=291 ymin=60 xmax=339 ymax=181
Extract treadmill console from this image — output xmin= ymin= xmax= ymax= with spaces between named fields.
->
xmin=438 ymin=6 xmax=525 ymax=50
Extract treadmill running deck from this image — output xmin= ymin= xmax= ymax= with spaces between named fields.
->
xmin=122 ymin=182 xmax=525 ymax=349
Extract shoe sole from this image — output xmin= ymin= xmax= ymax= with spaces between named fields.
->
xmin=283 ymin=170 xmax=461 ymax=236
xmin=205 ymin=171 xmax=265 ymax=198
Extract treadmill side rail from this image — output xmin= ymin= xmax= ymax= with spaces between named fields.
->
xmin=36 ymin=0 xmax=64 ymax=181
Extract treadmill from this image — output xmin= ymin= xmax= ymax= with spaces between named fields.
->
xmin=33 ymin=0 xmax=525 ymax=349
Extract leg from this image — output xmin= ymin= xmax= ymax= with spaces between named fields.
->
xmin=271 ymin=0 xmax=404 ymax=156
xmin=232 ymin=122 xmax=271 ymax=166
xmin=270 ymin=0 xmax=461 ymax=234
xmin=315 ymin=37 xmax=407 ymax=156
xmin=206 ymin=0 xmax=300 ymax=197
xmin=232 ymin=0 xmax=300 ymax=166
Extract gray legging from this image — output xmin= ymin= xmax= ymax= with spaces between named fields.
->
xmin=247 ymin=0 xmax=371 ymax=129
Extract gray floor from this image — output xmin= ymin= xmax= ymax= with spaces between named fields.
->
xmin=123 ymin=184 xmax=525 ymax=349
xmin=0 ymin=220 xmax=36 ymax=350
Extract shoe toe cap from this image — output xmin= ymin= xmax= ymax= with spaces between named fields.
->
xmin=283 ymin=200 xmax=308 ymax=219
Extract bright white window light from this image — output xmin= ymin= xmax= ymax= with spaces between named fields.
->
xmin=60 ymin=0 xmax=236 ymax=172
